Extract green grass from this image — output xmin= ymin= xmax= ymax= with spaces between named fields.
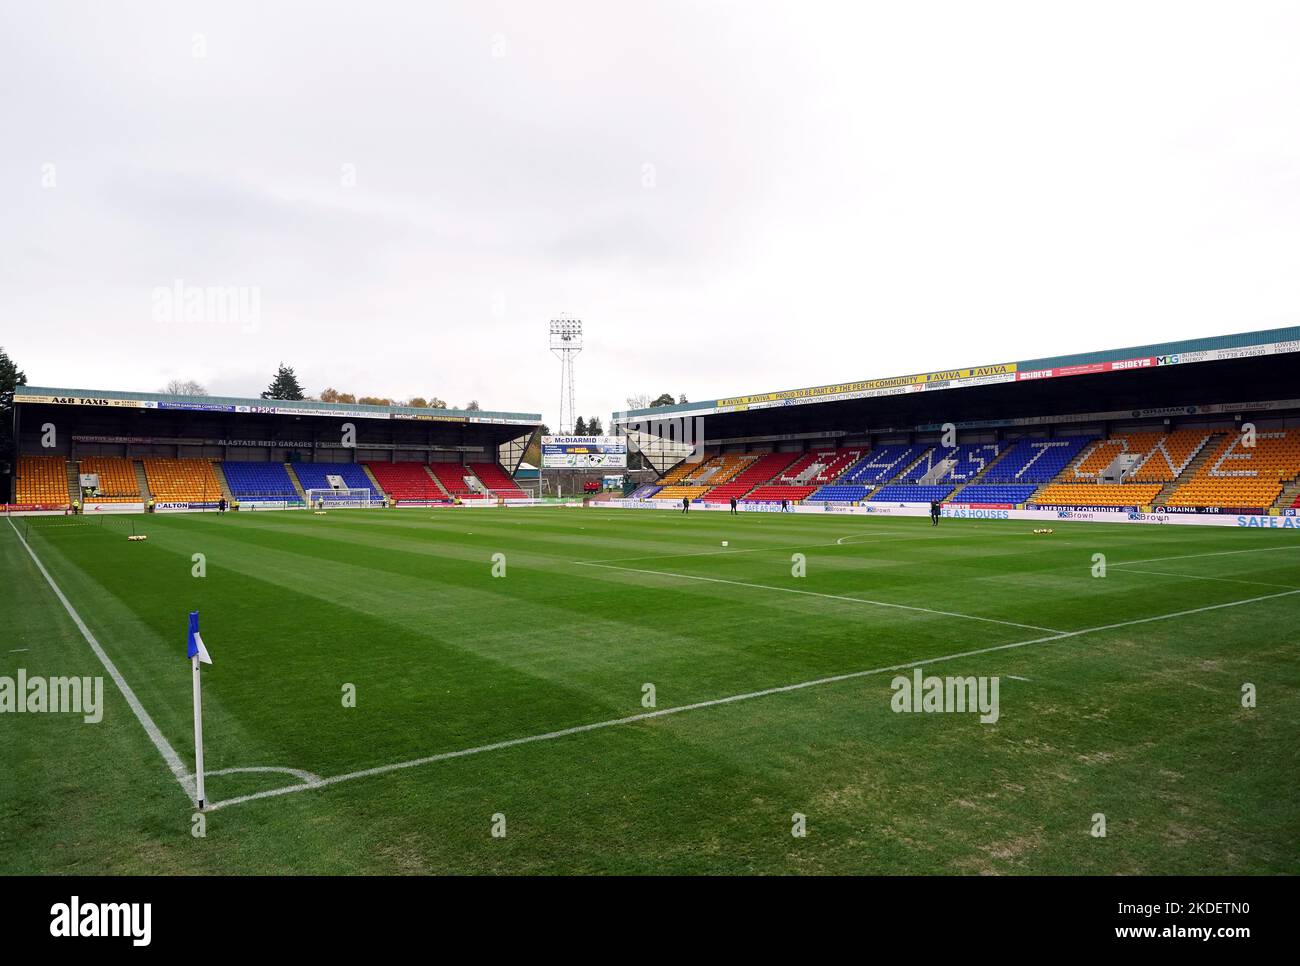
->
xmin=1 ymin=506 xmax=1298 ymax=874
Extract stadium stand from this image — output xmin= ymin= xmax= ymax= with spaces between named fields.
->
xmin=950 ymin=483 xmax=1039 ymax=504
xmin=744 ymin=484 xmax=819 ymax=503
xmin=142 ymin=458 xmax=222 ymax=503
xmin=1166 ymin=430 xmax=1300 ymax=508
xmin=429 ymin=462 xmax=485 ymax=499
xmin=981 ymin=437 xmax=1094 ymax=483
xmin=222 ymin=461 xmax=301 ymax=503
xmin=654 ymin=484 xmax=712 ymax=502
xmin=292 ymin=462 xmax=375 ymax=499
xmin=658 ymin=460 xmax=702 ymax=485
xmin=1128 ymin=430 xmax=1214 ymax=482
xmin=712 ymin=452 xmax=801 ymax=502
xmin=840 ymin=445 xmax=925 ymax=485
xmin=777 ymin=448 xmax=865 ymax=486
xmin=626 ymin=484 xmax=661 ymax=499
xmin=893 ymin=445 xmax=988 ymax=483
xmin=467 ymin=462 xmax=528 ymax=499
xmin=807 ymin=484 xmax=871 ymax=503
xmin=870 ymin=484 xmax=956 ymax=503
xmin=77 ymin=457 xmax=140 ymax=501
xmin=16 ymin=455 xmax=71 ymax=507
xmin=365 ymin=462 xmax=449 ymax=504
xmin=1032 ymin=483 xmax=1163 ymax=506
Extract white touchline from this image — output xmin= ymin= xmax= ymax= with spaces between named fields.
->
xmin=7 ymin=518 xmax=195 ymax=802
xmin=204 ymin=585 xmax=1300 ymax=812
xmin=1006 ymin=675 xmax=1031 ymax=682
xmin=1111 ymin=567 xmax=1299 ymax=591
xmin=574 ymin=560 xmax=1064 ymax=633
xmin=1113 ymin=544 xmax=1300 ymax=567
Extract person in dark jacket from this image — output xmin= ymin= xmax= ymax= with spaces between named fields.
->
xmin=729 ymin=496 xmax=738 ymax=515
xmin=930 ymin=499 xmax=941 ymax=526
xmin=682 ymin=495 xmax=690 ymax=514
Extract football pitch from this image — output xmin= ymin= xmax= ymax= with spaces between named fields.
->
xmin=2 ymin=506 xmax=1297 ymax=875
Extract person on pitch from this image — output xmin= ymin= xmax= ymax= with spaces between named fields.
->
xmin=682 ymin=495 xmax=690 ymax=514
xmin=930 ymin=498 xmax=941 ymax=526
xmin=730 ymin=496 xmax=738 ymax=515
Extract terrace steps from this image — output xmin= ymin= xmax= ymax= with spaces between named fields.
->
xmin=285 ymin=465 xmax=309 ymax=503
xmin=66 ymin=461 xmax=80 ymax=506
xmin=133 ymin=460 xmax=152 ymax=504
xmin=423 ymin=465 xmax=452 ymax=498
xmin=361 ymin=464 xmax=389 ymax=502
xmin=1153 ymin=433 xmax=1224 ymax=503
xmin=211 ymin=462 xmax=235 ymax=503
xmin=1275 ymin=478 xmax=1300 ymax=510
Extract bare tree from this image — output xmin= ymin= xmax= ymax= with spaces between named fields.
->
xmin=163 ymin=379 xmax=208 ymax=396
xmin=625 ymin=393 xmax=651 ymax=411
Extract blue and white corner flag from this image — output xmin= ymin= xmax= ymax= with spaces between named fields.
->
xmin=188 ymin=611 xmax=212 ymax=664
xmin=188 ymin=610 xmax=211 ymax=809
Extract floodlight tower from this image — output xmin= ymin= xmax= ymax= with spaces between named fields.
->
xmin=549 ymin=316 xmax=583 ymax=434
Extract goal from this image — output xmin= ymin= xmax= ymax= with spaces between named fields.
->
xmin=304 ymin=487 xmax=375 ymax=509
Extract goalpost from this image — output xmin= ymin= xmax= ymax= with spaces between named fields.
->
xmin=304 ymin=487 xmax=375 ymax=509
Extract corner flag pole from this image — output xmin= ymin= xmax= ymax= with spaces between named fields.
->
xmin=187 ymin=611 xmax=213 ymax=809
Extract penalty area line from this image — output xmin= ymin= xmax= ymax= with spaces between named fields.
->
xmin=204 ymin=585 xmax=1300 ymax=812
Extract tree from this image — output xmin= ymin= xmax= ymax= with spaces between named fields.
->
xmin=262 ymin=363 xmax=305 ymax=400
xmin=574 ymin=416 xmax=588 ymax=435
xmin=587 ymin=416 xmax=604 ymax=436
xmin=678 ymin=394 xmax=688 ymax=405
xmin=464 ymin=400 xmax=481 ymax=412
xmin=406 ymin=397 xmax=429 ymax=409
xmin=429 ymin=397 xmax=448 ymax=409
xmin=357 ymin=396 xmax=393 ymax=407
xmin=626 ymin=393 xmax=651 ymax=411
xmin=319 ymin=387 xmax=357 ymax=404
xmin=0 ymin=346 xmax=27 ymax=485
xmin=163 ymin=379 xmax=207 ymax=396
xmin=649 ymin=393 xmax=675 ymax=408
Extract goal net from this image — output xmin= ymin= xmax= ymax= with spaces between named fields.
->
xmin=304 ymin=487 xmax=374 ymax=509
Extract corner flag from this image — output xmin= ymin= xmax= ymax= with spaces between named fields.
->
xmin=188 ymin=611 xmax=212 ymax=664
xmin=187 ymin=611 xmax=211 ymax=809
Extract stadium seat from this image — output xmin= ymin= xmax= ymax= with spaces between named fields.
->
xmin=467 ymin=463 xmax=528 ymax=499
xmin=428 ymin=462 xmax=487 ymax=499
xmin=950 ymin=483 xmax=1038 ymax=504
xmin=807 ymin=484 xmax=872 ymax=503
xmin=743 ymin=484 xmax=819 ymax=503
xmin=981 ymin=438 xmax=1094 ymax=483
xmin=1166 ymin=430 xmax=1300 ymax=508
xmin=1032 ymin=483 xmax=1162 ymax=506
xmin=292 ymin=463 xmax=377 ymax=504
xmin=840 ymin=445 xmax=925 ymax=485
xmin=654 ymin=484 xmax=713 ymax=502
xmin=142 ymin=458 xmax=222 ymax=503
xmin=77 ymin=457 xmax=140 ymax=502
xmin=221 ymin=462 xmax=301 ymax=503
xmin=708 ymin=452 xmax=801 ymax=502
xmin=869 ymin=484 xmax=956 ymax=503
xmin=15 ymin=455 xmax=71 ymax=507
xmin=364 ymin=462 xmax=450 ymax=504
xmin=777 ymin=448 xmax=865 ymax=486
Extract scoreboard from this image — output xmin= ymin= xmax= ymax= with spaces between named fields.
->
xmin=541 ymin=436 xmax=627 ymax=469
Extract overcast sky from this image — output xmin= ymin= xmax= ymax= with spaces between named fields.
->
xmin=2 ymin=1 xmax=1298 ymax=426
